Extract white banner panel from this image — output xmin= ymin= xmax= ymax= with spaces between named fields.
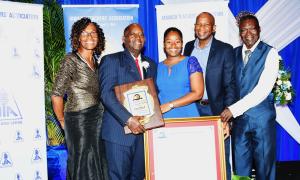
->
xmin=62 ymin=5 xmax=139 ymax=56
xmin=156 ymin=1 xmax=239 ymax=61
xmin=0 ymin=1 xmax=47 ymax=179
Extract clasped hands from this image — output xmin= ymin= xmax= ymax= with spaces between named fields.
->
xmin=126 ymin=116 xmax=145 ymax=135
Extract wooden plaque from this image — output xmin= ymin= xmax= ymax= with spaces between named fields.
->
xmin=114 ymin=78 xmax=164 ymax=134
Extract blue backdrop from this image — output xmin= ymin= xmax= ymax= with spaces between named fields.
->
xmin=59 ymin=0 xmax=300 ymax=161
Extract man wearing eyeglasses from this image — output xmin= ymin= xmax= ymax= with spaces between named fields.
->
xmin=184 ymin=12 xmax=236 ymax=180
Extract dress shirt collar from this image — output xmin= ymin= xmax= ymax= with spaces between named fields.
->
xmin=194 ymin=36 xmax=213 ymax=50
xmin=242 ymin=38 xmax=261 ymax=55
xmin=129 ymin=52 xmax=142 ymax=62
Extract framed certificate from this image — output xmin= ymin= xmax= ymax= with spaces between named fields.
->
xmin=115 ymin=78 xmax=164 ymax=134
xmin=144 ymin=116 xmax=226 ymax=180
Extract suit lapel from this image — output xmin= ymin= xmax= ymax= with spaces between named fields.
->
xmin=237 ymin=47 xmax=244 ymax=69
xmin=236 ymin=47 xmax=243 ymax=86
xmin=206 ymin=38 xmax=216 ymax=80
xmin=141 ymin=56 xmax=149 ymax=79
xmin=123 ymin=50 xmax=141 ymax=81
xmin=186 ymin=40 xmax=195 ymax=56
xmin=246 ymin=41 xmax=264 ymax=68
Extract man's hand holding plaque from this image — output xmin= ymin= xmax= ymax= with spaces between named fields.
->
xmin=126 ymin=116 xmax=146 ymax=134
xmin=115 ymin=78 xmax=164 ymax=134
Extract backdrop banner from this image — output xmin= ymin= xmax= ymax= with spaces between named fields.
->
xmin=156 ymin=0 xmax=300 ymax=153
xmin=62 ymin=4 xmax=139 ymax=57
xmin=0 ymin=1 xmax=47 ymax=179
xmin=156 ymin=1 xmax=239 ymax=61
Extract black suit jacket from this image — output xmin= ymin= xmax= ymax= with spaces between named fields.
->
xmin=184 ymin=37 xmax=236 ymax=115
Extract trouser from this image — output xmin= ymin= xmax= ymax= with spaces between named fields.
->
xmin=232 ymin=113 xmax=276 ymax=180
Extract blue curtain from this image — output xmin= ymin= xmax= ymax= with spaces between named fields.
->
xmin=276 ymin=36 xmax=300 ymax=161
xmin=60 ymin=0 xmax=300 ymax=161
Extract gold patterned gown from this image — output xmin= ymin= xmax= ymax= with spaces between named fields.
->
xmin=52 ymin=52 xmax=107 ymax=180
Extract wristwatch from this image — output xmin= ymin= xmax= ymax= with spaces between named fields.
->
xmin=169 ymin=103 xmax=174 ymax=109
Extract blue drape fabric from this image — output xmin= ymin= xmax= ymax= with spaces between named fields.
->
xmin=276 ymin=37 xmax=300 ymax=160
xmin=60 ymin=0 xmax=300 ymax=161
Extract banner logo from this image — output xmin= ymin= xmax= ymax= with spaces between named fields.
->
xmin=0 ymin=88 xmax=22 ymax=125
xmin=15 ymin=173 xmax=23 ymax=180
xmin=34 ymin=129 xmax=42 ymax=140
xmin=31 ymin=148 xmax=42 ymax=163
xmin=15 ymin=130 xmax=24 ymax=142
xmin=0 ymin=152 xmax=13 ymax=168
xmin=34 ymin=170 xmax=42 ymax=180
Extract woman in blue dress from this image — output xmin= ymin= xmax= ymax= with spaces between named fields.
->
xmin=157 ymin=27 xmax=204 ymax=118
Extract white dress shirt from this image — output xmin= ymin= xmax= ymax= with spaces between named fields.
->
xmin=228 ymin=40 xmax=279 ymax=118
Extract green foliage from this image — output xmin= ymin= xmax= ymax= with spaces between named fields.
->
xmin=43 ymin=0 xmax=66 ymax=116
xmin=46 ymin=116 xmax=65 ymax=145
xmin=43 ymin=0 xmax=66 ymax=145
xmin=232 ymin=175 xmax=252 ymax=180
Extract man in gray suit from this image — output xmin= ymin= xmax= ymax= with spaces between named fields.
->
xmin=99 ymin=23 xmax=157 ymax=180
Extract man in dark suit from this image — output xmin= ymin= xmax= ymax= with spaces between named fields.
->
xmin=99 ymin=23 xmax=157 ymax=180
xmin=221 ymin=13 xmax=279 ymax=180
xmin=183 ymin=12 xmax=236 ymax=180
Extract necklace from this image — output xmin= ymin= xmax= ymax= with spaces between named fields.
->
xmin=76 ymin=52 xmax=95 ymax=72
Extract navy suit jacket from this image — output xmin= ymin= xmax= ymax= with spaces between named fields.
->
xmin=99 ymin=49 xmax=157 ymax=146
xmin=183 ymin=37 xmax=236 ymax=115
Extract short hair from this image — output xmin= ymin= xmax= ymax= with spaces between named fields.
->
xmin=163 ymin=27 xmax=183 ymax=42
xmin=236 ymin=11 xmax=260 ymax=28
xmin=70 ymin=17 xmax=105 ymax=55
xmin=196 ymin=12 xmax=215 ymax=26
xmin=123 ymin=23 xmax=142 ymax=36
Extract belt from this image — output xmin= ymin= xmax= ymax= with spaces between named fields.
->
xmin=199 ymin=99 xmax=209 ymax=106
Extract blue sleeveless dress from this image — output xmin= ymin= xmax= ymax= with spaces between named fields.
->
xmin=157 ymin=56 xmax=203 ymax=118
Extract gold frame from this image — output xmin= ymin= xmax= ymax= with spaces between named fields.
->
xmin=144 ymin=116 xmax=226 ymax=180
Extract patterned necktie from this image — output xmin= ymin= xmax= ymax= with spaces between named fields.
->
xmin=135 ymin=58 xmax=142 ymax=78
xmin=243 ymin=50 xmax=252 ymax=66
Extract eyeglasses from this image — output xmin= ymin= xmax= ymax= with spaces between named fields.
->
xmin=81 ymin=31 xmax=98 ymax=38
